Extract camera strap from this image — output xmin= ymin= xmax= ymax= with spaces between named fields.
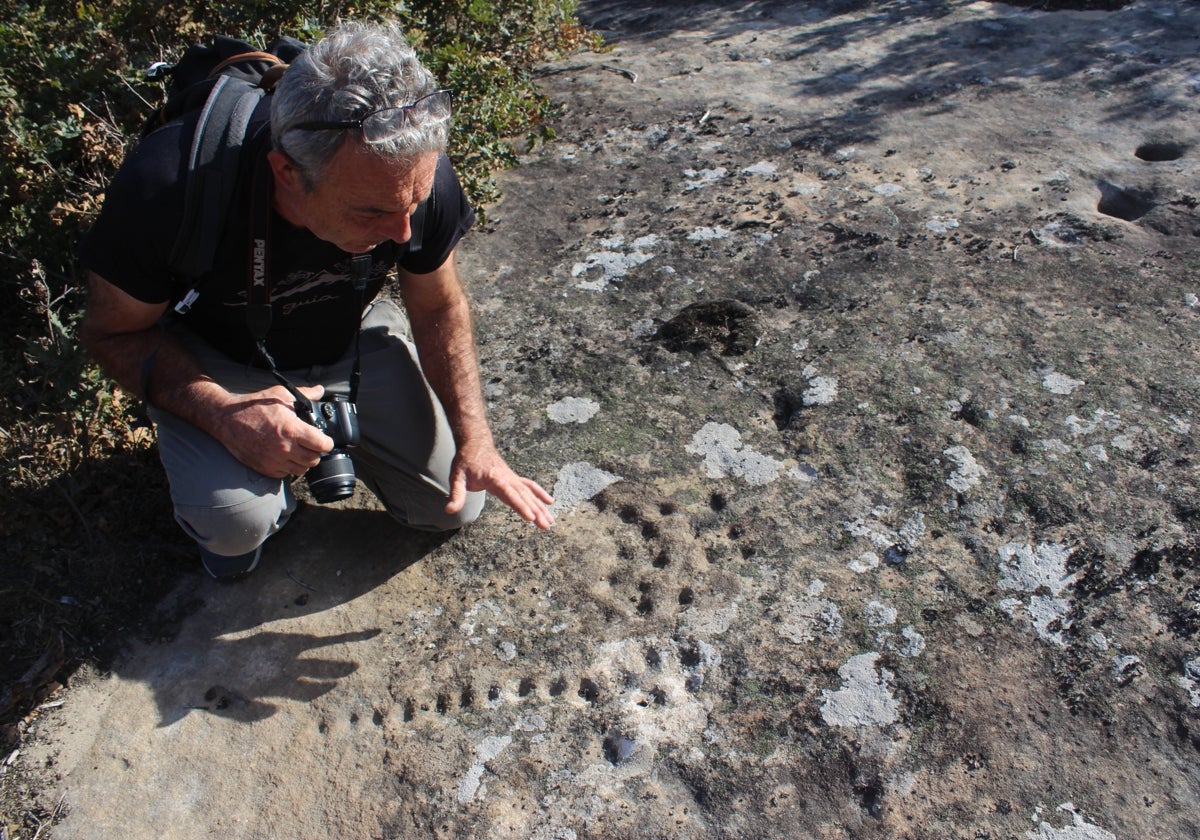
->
xmin=248 ymin=157 xmax=366 ymax=404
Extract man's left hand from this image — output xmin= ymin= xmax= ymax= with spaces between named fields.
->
xmin=445 ymin=441 xmax=555 ymax=530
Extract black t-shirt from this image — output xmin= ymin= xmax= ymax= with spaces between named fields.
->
xmin=79 ymin=97 xmax=475 ymax=368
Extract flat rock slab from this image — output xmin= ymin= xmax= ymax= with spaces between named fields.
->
xmin=22 ymin=1 xmax=1200 ymax=838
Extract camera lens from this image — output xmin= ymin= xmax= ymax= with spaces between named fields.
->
xmin=306 ymin=449 xmax=356 ymax=503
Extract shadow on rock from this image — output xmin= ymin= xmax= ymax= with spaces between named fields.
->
xmin=116 ymin=504 xmax=454 ymax=727
xmin=581 ymin=0 xmax=1194 ymax=146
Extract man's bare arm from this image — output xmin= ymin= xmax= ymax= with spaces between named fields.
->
xmin=79 ymin=271 xmax=331 ymax=477
xmin=398 ymin=253 xmax=554 ymax=528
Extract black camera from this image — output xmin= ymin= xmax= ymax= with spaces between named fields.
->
xmin=295 ymin=394 xmax=360 ymax=503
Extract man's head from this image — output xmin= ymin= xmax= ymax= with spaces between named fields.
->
xmin=270 ymin=21 xmax=450 ymax=190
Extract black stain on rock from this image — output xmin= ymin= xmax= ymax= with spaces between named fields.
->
xmin=656 ymin=299 xmax=761 ymax=356
xmin=679 ymin=643 xmax=702 ymax=668
xmin=773 ymin=383 xmax=808 ymax=430
xmin=955 ymin=398 xmax=990 ymax=429
xmin=1008 ymin=484 xmax=1076 ymax=527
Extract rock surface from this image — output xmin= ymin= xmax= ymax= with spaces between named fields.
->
xmin=18 ymin=1 xmax=1200 ymax=837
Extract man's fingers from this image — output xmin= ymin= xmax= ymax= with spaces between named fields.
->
xmin=525 ymin=479 xmax=554 ymax=506
xmin=509 ymin=480 xmax=555 ymax=529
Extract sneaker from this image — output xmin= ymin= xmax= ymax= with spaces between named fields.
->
xmin=199 ymin=544 xmax=263 ymax=583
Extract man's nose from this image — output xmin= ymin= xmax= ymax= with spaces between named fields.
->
xmin=377 ymin=212 xmax=412 ymax=244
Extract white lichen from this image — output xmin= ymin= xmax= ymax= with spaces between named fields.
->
xmin=944 ymin=445 xmax=986 ymax=492
xmin=865 ymin=600 xmax=897 ymax=627
xmin=546 ymin=396 xmax=600 ymax=425
xmin=926 ymin=216 xmax=960 ymax=233
xmin=456 ymin=735 xmax=512 ymax=804
xmin=997 ymin=543 xmax=1076 ymax=646
xmin=820 ymin=653 xmax=900 ymax=727
xmin=1042 ymin=371 xmax=1084 ymax=395
xmin=1179 ymin=658 xmax=1200 ymax=708
xmin=774 ymin=581 xmax=843 ymax=643
xmin=686 ymin=422 xmax=783 ymax=486
xmin=1027 ymin=803 xmax=1116 ymax=840
xmin=849 ymin=552 xmax=880 ymax=573
xmin=687 ymin=226 xmax=731 ymax=241
xmin=549 ymin=462 xmax=623 ymax=516
xmin=571 ymin=234 xmax=659 ymax=289
xmin=683 ymin=167 xmax=728 ymax=191
xmin=997 ymin=543 xmax=1076 ymax=597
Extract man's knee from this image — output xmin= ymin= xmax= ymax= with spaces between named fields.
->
xmin=389 ymin=489 xmax=486 ymax=532
xmin=175 ymin=488 xmax=294 ymax=556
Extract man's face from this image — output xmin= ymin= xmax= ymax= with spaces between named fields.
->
xmin=273 ymin=142 xmax=439 ymax=255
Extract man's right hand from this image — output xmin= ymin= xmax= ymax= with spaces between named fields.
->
xmin=80 ymin=273 xmax=335 ymax=481
xmin=212 ymin=384 xmax=334 ymax=479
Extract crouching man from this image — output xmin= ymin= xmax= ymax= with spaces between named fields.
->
xmin=79 ymin=22 xmax=553 ymax=581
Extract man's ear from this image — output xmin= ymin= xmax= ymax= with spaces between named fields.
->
xmin=267 ymin=149 xmax=305 ymax=194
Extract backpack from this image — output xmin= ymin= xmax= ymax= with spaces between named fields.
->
xmin=143 ymin=35 xmax=306 ymax=297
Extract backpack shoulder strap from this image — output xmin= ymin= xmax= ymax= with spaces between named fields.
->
xmin=168 ymin=75 xmax=267 ymax=283
xmin=406 ymin=158 xmax=441 ymax=256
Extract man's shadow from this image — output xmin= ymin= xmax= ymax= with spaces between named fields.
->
xmin=114 ymin=500 xmax=455 ymax=726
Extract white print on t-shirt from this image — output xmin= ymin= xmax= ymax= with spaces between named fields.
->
xmin=281 ymin=292 xmax=340 ymax=317
xmin=221 ymin=268 xmax=350 ymax=310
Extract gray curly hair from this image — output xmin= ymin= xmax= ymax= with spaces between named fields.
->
xmin=270 ymin=21 xmax=448 ymax=188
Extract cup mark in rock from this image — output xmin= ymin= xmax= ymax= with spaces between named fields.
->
xmin=1096 ymin=180 xmax=1156 ymax=222
xmin=578 ymin=677 xmax=601 ymax=702
xmin=603 ymin=731 xmax=636 ymax=765
xmin=1135 ymin=141 xmax=1186 ymax=162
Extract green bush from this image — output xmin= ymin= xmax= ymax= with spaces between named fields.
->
xmin=0 ymin=2 xmax=593 ymax=819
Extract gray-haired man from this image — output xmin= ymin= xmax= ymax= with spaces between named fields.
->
xmin=80 ymin=22 xmax=554 ymax=581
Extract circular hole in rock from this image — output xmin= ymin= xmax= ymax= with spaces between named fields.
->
xmin=1135 ymin=142 xmax=1185 ymax=162
xmin=1097 ymin=181 xmax=1155 ymax=222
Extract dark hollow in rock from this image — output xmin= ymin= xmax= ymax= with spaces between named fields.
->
xmin=1097 ymin=181 xmax=1156 ymax=222
xmin=1135 ymin=142 xmax=1186 ymax=162
xmin=856 ymin=777 xmax=885 ymax=818
xmin=578 ymin=677 xmax=601 ymax=702
xmin=656 ymin=299 xmax=762 ymax=356
xmin=603 ymin=732 xmax=636 ymax=765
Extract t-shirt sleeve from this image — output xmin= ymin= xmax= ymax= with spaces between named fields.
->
xmin=396 ymin=153 xmax=475 ymax=275
xmin=77 ymin=124 xmax=190 ymax=304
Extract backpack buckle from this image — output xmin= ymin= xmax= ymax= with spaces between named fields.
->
xmin=145 ymin=61 xmax=175 ymax=82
